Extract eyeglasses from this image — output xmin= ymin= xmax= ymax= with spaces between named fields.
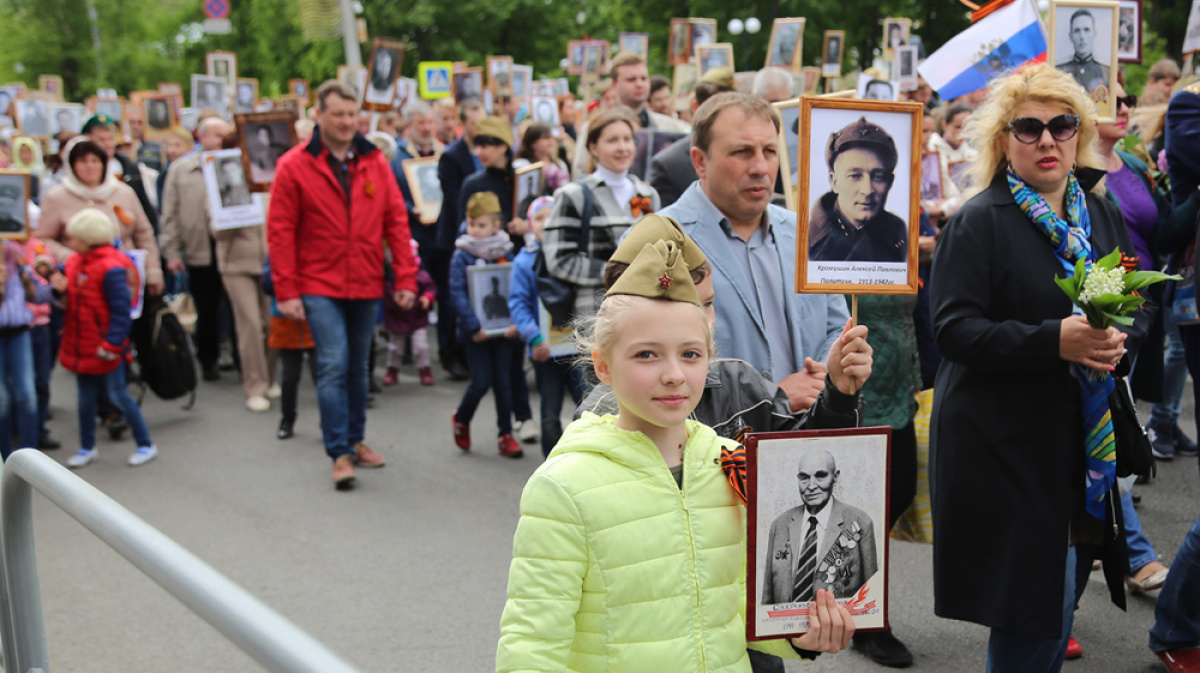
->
xmin=1116 ymin=94 xmax=1138 ymax=110
xmin=1008 ymin=114 xmax=1081 ymax=144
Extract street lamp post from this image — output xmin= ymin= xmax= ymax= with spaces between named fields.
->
xmin=727 ymin=17 xmax=762 ymax=72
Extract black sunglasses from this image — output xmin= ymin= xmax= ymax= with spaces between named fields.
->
xmin=1008 ymin=114 xmax=1081 ymax=144
xmin=1116 ymin=94 xmax=1138 ymax=110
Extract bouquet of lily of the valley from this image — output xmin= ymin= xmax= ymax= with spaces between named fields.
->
xmin=1055 ymin=249 xmax=1180 ymax=329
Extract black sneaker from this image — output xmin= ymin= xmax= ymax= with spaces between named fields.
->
xmin=852 ymin=629 xmax=914 ymax=668
xmin=38 ymin=434 xmax=61 ymax=450
xmin=1173 ymin=424 xmax=1199 ymax=457
xmin=1150 ymin=422 xmax=1176 ymax=460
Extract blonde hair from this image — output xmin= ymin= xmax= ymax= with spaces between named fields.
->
xmin=963 ymin=63 xmax=1103 ymax=198
xmin=574 ymin=295 xmax=715 ymax=379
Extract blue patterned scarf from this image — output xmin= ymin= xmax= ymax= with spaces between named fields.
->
xmin=1007 ymin=167 xmax=1115 ymax=520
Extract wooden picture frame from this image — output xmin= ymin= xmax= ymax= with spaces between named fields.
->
xmin=47 ymin=102 xmax=85 ymax=136
xmin=0 ymin=170 xmax=32 ymax=240
xmin=452 ymin=66 xmax=484 ymax=104
xmin=364 ymin=37 xmax=405 ymax=112
xmin=1117 ymin=0 xmax=1142 ymax=63
xmin=696 ymin=43 xmax=735 ymax=78
xmin=338 ymin=65 xmax=367 ymax=105
xmin=796 ymin=97 xmax=922 ymax=295
xmin=37 ymin=75 xmax=63 ymax=101
xmin=882 ymin=18 xmax=912 ymax=60
xmin=234 ymin=78 xmax=259 ymax=114
xmin=690 ymin=18 xmax=718 ymax=59
xmin=402 ymin=156 xmax=443 ymax=224
xmin=672 ymin=63 xmax=697 ymax=112
xmin=235 ymin=111 xmax=299 ymax=192
xmin=618 ymin=32 xmax=650 ymax=58
xmin=91 ymin=97 xmax=125 ymax=126
xmin=206 ymin=51 xmax=238 ymax=90
xmin=1048 ymin=0 xmax=1120 ymax=122
xmin=567 ymin=40 xmax=586 ymax=75
xmin=140 ymin=93 xmax=178 ymax=141
xmin=581 ymin=43 xmax=605 ymax=84
xmin=511 ymin=64 xmax=533 ymax=108
xmin=669 ymin=19 xmax=693 ymax=66
xmin=289 ymin=79 xmax=311 ymax=106
xmin=801 ymin=67 xmax=822 ymax=94
xmin=487 ymin=56 xmax=515 ymax=94
xmin=766 ymin=18 xmax=806 ymax=73
xmin=773 ymin=98 xmax=801 ymax=213
xmin=514 ymin=161 xmax=545 ymax=216
xmin=466 ymin=263 xmax=515 ymax=336
xmin=947 ymin=159 xmax=970 ymax=192
xmin=896 ymin=45 xmax=920 ymax=92
xmin=920 ymin=151 xmax=943 ymax=202
xmin=744 ymin=427 xmax=892 ymax=639
xmin=822 ymin=30 xmax=846 ymax=79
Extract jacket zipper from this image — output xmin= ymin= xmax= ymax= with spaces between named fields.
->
xmin=674 ymin=448 xmax=708 ymax=671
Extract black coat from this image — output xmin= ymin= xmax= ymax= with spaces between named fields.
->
xmin=646 ymin=136 xmax=697 ymax=209
xmin=929 ymin=174 xmax=1146 ymax=639
xmin=116 ymin=152 xmax=159 ymax=235
xmin=435 ymin=138 xmax=479 ymax=250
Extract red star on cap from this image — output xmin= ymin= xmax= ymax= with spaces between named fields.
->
xmin=657 ymin=273 xmax=672 ymax=290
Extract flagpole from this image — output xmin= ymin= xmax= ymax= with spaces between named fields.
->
xmin=340 ymin=0 xmax=361 ymax=68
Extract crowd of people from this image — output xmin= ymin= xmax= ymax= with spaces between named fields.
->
xmin=0 ymin=30 xmax=1199 ymax=673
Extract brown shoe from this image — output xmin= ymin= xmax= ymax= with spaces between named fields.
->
xmin=352 ymin=442 xmax=386 ymax=468
xmin=331 ymin=455 xmax=356 ymax=488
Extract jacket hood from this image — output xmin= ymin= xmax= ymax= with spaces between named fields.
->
xmin=550 ymin=412 xmax=723 ymax=471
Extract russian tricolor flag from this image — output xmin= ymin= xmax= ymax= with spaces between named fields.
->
xmin=918 ymin=0 xmax=1047 ymax=101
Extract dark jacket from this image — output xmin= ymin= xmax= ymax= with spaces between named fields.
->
xmin=435 ymin=138 xmax=479 ymax=250
xmin=460 ymin=166 xmax=522 ymax=250
xmin=808 ymin=192 xmax=907 ymax=262
xmin=390 ymin=144 xmax=436 ymax=249
xmin=646 ymin=137 xmax=697 ymax=209
xmin=115 ymin=152 xmax=159 ymax=234
xmin=929 ymin=173 xmax=1147 ymax=638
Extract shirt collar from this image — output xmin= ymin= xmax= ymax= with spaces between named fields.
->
xmin=593 ymin=164 xmax=630 ymax=188
xmin=805 ymin=498 xmax=835 ymax=528
xmin=691 ymin=184 xmax=775 ymax=240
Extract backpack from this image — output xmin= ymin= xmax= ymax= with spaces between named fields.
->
xmin=132 ymin=294 xmax=197 ymax=406
xmin=534 ymin=181 xmax=593 ymax=326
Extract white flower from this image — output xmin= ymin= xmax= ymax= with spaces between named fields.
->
xmin=1077 ymin=265 xmax=1127 ymax=305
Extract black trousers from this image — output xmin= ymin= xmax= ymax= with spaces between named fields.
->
xmin=186 ymin=263 xmax=226 ymax=370
xmin=889 ymin=421 xmax=919 ymax=530
xmin=424 ymin=246 xmax=461 ymax=366
xmin=278 ymin=348 xmax=316 ymax=422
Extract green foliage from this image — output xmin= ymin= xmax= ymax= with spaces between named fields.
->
xmin=1055 ymin=249 xmax=1179 ymax=329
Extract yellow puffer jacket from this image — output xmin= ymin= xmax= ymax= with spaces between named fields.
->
xmin=496 ymin=413 xmax=796 ymax=673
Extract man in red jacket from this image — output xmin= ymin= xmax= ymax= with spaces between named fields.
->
xmin=268 ymin=80 xmax=418 ymax=488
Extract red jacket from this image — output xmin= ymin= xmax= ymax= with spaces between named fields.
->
xmin=267 ymin=131 xmax=418 ymax=302
xmin=59 ymin=246 xmax=138 ymax=376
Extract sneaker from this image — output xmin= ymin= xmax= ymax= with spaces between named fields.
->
xmin=515 ymin=419 xmax=539 ymax=444
xmin=128 ymin=445 xmax=158 ymax=466
xmin=352 ymin=442 xmax=386 ymax=468
xmin=331 ymin=455 xmax=356 ymax=488
xmin=67 ymin=448 xmax=97 ymax=468
xmin=266 ymin=383 xmax=282 ymax=399
xmin=246 ymin=395 xmax=271 ymax=412
xmin=1151 ymin=422 xmax=1176 ymax=460
xmin=498 ymin=434 xmax=524 ymax=459
xmin=1173 ymin=424 xmax=1199 ymax=457
xmin=452 ymin=413 xmax=471 ymax=450
xmin=418 ymin=366 xmax=434 ymax=386
xmin=38 ymin=434 xmax=61 ymax=450
xmin=382 ymin=367 xmax=400 ymax=386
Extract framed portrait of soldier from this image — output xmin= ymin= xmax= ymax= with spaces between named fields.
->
xmin=920 ymin=151 xmax=943 ymax=201
xmin=91 ymin=97 xmax=124 ymax=125
xmin=796 ymin=97 xmax=922 ymax=294
xmin=581 ymin=43 xmax=605 ymax=84
xmin=289 ymin=79 xmax=310 ymax=106
xmin=567 ymin=40 xmax=586 ymax=75
xmin=402 ymin=156 xmax=443 ymax=225
xmin=38 ymin=75 xmax=64 ymax=101
xmin=47 ymin=103 xmax=84 ymax=136
xmin=511 ymin=64 xmax=533 ymax=108
xmin=773 ymin=99 xmax=802 ymax=212
xmin=201 ymin=149 xmax=265 ymax=230
xmin=619 ymin=33 xmax=650 ymax=58
xmin=191 ymin=75 xmax=229 ymax=114
xmin=745 ymin=427 xmax=891 ymax=639
xmin=140 ymin=94 xmax=177 ymax=141
xmin=364 ymin=37 xmax=405 ymax=111
xmin=696 ymin=44 xmax=735 ymax=78
xmin=1117 ymin=0 xmax=1142 ymax=62
xmin=690 ymin=18 xmax=718 ymax=58
xmin=0 ymin=171 xmax=31 ymax=239
xmin=531 ymin=96 xmax=560 ymax=131
xmin=514 ymin=162 xmax=545 ymax=216
xmin=467 ymin=264 xmax=514 ymax=336
xmin=234 ymin=79 xmax=259 ymax=114
xmin=766 ymin=18 xmax=806 ymax=73
xmin=487 ymin=56 xmax=514 ymax=94
xmin=338 ymin=65 xmax=367 ymax=105
xmin=669 ymin=19 xmax=693 ymax=66
xmin=206 ymin=51 xmax=238 ymax=90
xmin=822 ymin=31 xmax=845 ymax=79
xmin=452 ymin=66 xmax=484 ymax=104
xmin=180 ymin=108 xmax=200 ymax=131
xmin=235 ymin=111 xmax=298 ymax=192
xmin=857 ymin=74 xmax=899 ymax=101
xmin=14 ymin=98 xmax=50 ymax=138
xmin=882 ymin=18 xmax=912 ymax=60
xmin=1048 ymin=0 xmax=1119 ymax=122
xmin=896 ymin=45 xmax=919 ymax=92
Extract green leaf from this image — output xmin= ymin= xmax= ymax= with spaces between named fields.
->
xmin=1125 ymin=271 xmax=1184 ymax=292
xmin=1106 ymin=313 xmax=1136 ymax=326
xmin=1055 ymin=275 xmax=1080 ymax=301
xmin=1096 ymin=249 xmax=1123 ymax=270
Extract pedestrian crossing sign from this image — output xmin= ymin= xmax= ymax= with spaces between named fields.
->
xmin=418 ymin=62 xmax=453 ymax=99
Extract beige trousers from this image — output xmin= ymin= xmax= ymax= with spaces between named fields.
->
xmin=220 ymin=273 xmax=275 ymax=398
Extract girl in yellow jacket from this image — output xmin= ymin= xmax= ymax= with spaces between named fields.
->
xmin=496 ymin=231 xmax=861 ymax=673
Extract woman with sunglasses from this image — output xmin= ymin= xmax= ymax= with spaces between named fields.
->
xmin=929 ymin=63 xmax=1149 ymax=673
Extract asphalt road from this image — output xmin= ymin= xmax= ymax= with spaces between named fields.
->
xmin=17 ymin=343 xmax=1200 ymax=672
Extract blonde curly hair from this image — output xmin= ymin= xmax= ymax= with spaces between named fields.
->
xmin=963 ymin=63 xmax=1103 ymax=198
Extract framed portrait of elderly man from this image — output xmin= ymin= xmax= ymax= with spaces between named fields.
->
xmin=452 ymin=66 xmax=484 ymax=104
xmin=796 ymin=97 xmax=922 ymax=294
xmin=766 ymin=18 xmax=806 ymax=73
xmin=14 ymin=98 xmax=50 ymax=138
xmin=1117 ymin=0 xmax=1142 ymax=62
xmin=467 ymin=264 xmax=514 ymax=336
xmin=201 ymin=149 xmax=265 ymax=231
xmin=191 ymin=75 xmax=229 ymax=115
xmin=140 ymin=93 xmax=177 ymax=142
xmin=206 ymin=51 xmax=238 ymax=90
xmin=234 ymin=78 xmax=259 ymax=114
xmin=0 ymin=171 xmax=31 ymax=239
xmin=364 ymin=37 xmax=405 ymax=111
xmin=745 ymin=427 xmax=891 ymax=639
xmin=822 ymin=30 xmax=845 ymax=79
xmin=402 ymin=156 xmax=443 ymax=225
xmin=235 ymin=111 xmax=298 ymax=192
xmin=1048 ymin=0 xmax=1119 ymax=122
xmin=47 ymin=103 xmax=85 ymax=136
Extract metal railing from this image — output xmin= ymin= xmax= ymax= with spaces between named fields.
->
xmin=0 ymin=449 xmax=363 ymax=673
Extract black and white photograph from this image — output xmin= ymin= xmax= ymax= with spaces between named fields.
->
xmin=669 ymin=19 xmax=692 ymax=66
xmin=567 ymin=40 xmax=586 ymax=75
xmin=94 ymin=98 xmax=123 ymax=125
xmin=191 ymin=75 xmax=229 ymax=113
xmin=289 ymin=79 xmax=310 ymax=106
xmin=773 ymin=99 xmax=801 ymax=212
xmin=235 ymin=79 xmax=258 ymax=114
xmin=488 ymin=56 xmax=514 ymax=93
xmin=402 ymin=157 xmax=442 ymax=225
xmin=236 ymin=111 xmax=298 ymax=191
xmin=767 ymin=18 xmax=805 ymax=72
xmin=802 ymin=67 xmax=822 ymax=94
xmin=672 ymin=64 xmax=697 ymax=111
xmin=1118 ymin=0 xmax=1142 ymax=62
xmin=947 ymin=159 xmax=970 ymax=192
xmin=531 ymin=96 xmax=560 ymax=131
xmin=1049 ymin=0 xmax=1119 ymax=121
xmin=920 ymin=151 xmax=943 ymax=202
xmin=365 ymin=38 xmax=404 ymax=109
xmin=514 ymin=162 xmax=545 ymax=216
xmin=696 ymin=43 xmax=734 ymax=78
xmin=38 ymin=75 xmax=63 ymax=100
xmin=15 ymin=99 xmax=49 ymax=137
xmin=896 ymin=45 xmax=919 ymax=92
xmin=206 ymin=51 xmax=238 ymax=90
xmin=581 ymin=43 xmax=604 ymax=83
xmin=0 ymin=171 xmax=30 ymax=239
xmin=48 ymin=103 xmax=84 ymax=136
xmin=511 ymin=65 xmax=532 ymax=107
xmin=618 ymin=32 xmax=649 ymax=58
xmin=745 ymin=427 xmax=891 ymax=639
xmin=822 ymin=31 xmax=845 ymax=78
xmin=0 ymin=87 xmax=15 ymax=125
xmin=338 ymin=65 xmax=367 ymax=104
xmin=467 ymin=264 xmax=514 ymax=336
xmin=201 ymin=149 xmax=265 ymax=231
xmin=453 ymin=67 xmax=483 ymax=103
xmin=883 ymin=18 xmax=912 ymax=59
xmin=690 ymin=19 xmax=717 ymax=56
xmin=797 ymin=97 xmax=922 ymax=293
xmin=551 ymin=78 xmax=570 ymax=97
xmin=857 ymin=74 xmax=899 ymax=101
xmin=180 ymin=108 xmax=200 ymax=131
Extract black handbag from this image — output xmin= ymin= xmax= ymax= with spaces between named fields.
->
xmin=1109 ymin=377 xmax=1156 ymax=479
xmin=535 ymin=182 xmax=594 ymax=326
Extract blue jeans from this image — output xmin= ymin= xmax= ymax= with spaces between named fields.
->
xmin=533 ymin=357 xmax=586 ymax=457
xmin=1122 ymin=489 xmax=1159 ymax=573
xmin=301 ymin=296 xmax=379 ymax=461
xmin=76 ymin=363 xmax=151 ymax=449
xmin=31 ymin=325 xmax=52 ymax=438
xmin=0 ymin=329 xmax=38 ymax=458
xmin=1151 ymin=319 xmax=1188 ymax=427
xmin=457 ymin=338 xmax=514 ymax=437
xmin=987 ymin=546 xmax=1090 ymax=673
xmin=1150 ymin=512 xmax=1200 ymax=651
